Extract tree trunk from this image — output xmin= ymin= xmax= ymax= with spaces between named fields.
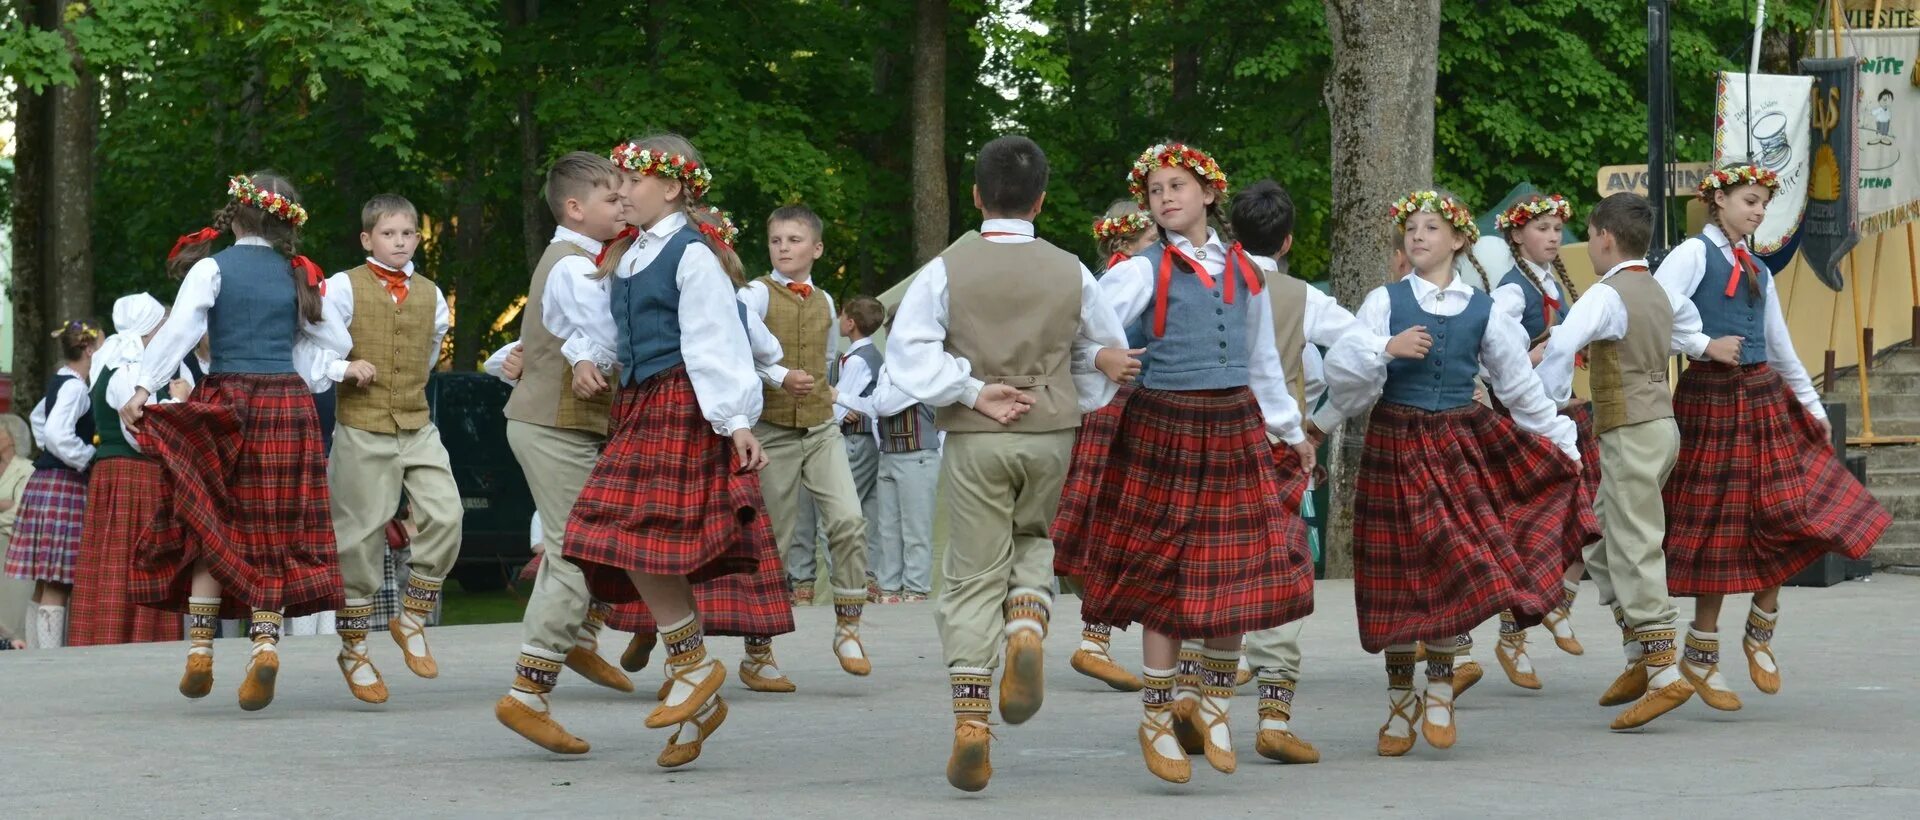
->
xmin=1320 ymin=0 xmax=1441 ymax=579
xmin=1170 ymin=0 xmax=1199 ymax=106
xmin=508 ymin=0 xmax=546 ymax=270
xmin=909 ymin=0 xmax=948 ymax=266
xmin=449 ymin=165 xmax=487 ymax=371
xmin=8 ymin=0 xmax=53 ymax=409
xmin=47 ymin=36 xmax=96 ymax=327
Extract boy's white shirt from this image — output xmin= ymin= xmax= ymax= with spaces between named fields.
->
xmin=309 ymin=257 xmax=453 ymax=384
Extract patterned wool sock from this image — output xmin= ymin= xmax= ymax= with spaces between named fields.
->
xmin=1257 ymin=675 xmax=1297 ymax=732
xmin=1682 ymin=627 xmax=1732 ymax=694
xmin=1743 ymin=603 xmax=1778 ymax=676
xmin=1382 ymin=645 xmax=1419 ymax=740
xmin=335 ymin=599 xmax=379 ymax=686
xmin=1174 ymin=646 xmax=1204 ymax=711
xmin=1079 ymin=622 xmax=1115 ymax=655
xmin=660 ymin=613 xmax=715 ymax=705
xmin=510 ymin=645 xmax=566 ymax=710
xmin=187 ymin=597 xmax=221 ymax=656
xmin=951 ymin=666 xmax=992 ymax=723
xmin=1140 ymin=666 xmax=1183 ymax=758
xmin=1423 ymin=641 xmax=1457 ymax=727
xmin=249 ymin=611 xmax=283 ymax=656
xmin=1637 ymin=625 xmax=1680 ymax=689
xmin=1198 ymin=648 xmax=1240 ymax=750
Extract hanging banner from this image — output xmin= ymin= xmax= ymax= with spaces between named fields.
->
xmin=1817 ymin=28 xmax=1920 ymax=235
xmin=1799 ymin=57 xmax=1861 ymax=291
xmin=1714 ymin=72 xmax=1815 ymax=255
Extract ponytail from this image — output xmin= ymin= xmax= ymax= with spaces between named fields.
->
xmin=1549 ymin=255 xmax=1580 ymax=304
xmin=167 ymin=205 xmax=237 ymax=280
xmin=1463 ymin=247 xmax=1494 ymax=299
xmin=173 ymin=170 xmax=323 ymax=323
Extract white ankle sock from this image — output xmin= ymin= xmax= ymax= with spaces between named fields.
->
xmin=1383 ymin=688 xmax=1418 ymax=739
xmin=1423 ymin=681 xmax=1455 ymax=727
xmin=34 ymin=605 xmax=67 ymax=649
xmin=1683 ymin=627 xmax=1733 ymax=692
xmin=338 ymin=638 xmax=381 ymax=685
xmin=1745 ymin=604 xmax=1779 ymax=673
xmin=745 ymin=640 xmax=786 ymax=679
xmin=834 ymin=619 xmax=867 ymax=661
xmin=396 ymin=609 xmax=430 ymax=656
xmin=1260 ymin=717 xmax=1292 ymax=732
xmin=1078 ymin=639 xmax=1108 ymax=655
xmin=1453 ymin=637 xmax=1474 ymax=664
xmin=1141 ymin=665 xmax=1184 ymax=758
xmin=674 ymin=697 xmax=723 ymax=743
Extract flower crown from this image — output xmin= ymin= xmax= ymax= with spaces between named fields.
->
xmin=1091 ymin=211 xmax=1153 ymax=240
xmin=1127 ymin=142 xmax=1229 ymax=206
xmin=1696 ymin=165 xmax=1780 ymax=199
xmin=611 ymin=142 xmax=713 ymax=201
xmin=1495 ymin=194 xmax=1573 ymax=232
xmin=50 ymin=320 xmax=102 ymax=341
xmin=697 ymin=205 xmax=740 ymax=249
xmin=228 ymin=175 xmax=308 ymax=226
xmin=1390 ymin=190 xmax=1479 ymax=242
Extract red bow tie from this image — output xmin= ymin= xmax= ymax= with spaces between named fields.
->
xmin=369 ymin=262 xmax=410 ymax=306
xmin=786 ymin=281 xmax=813 ymax=299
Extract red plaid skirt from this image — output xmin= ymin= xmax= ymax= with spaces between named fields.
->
xmin=1353 ymin=402 xmax=1598 ymax=653
xmin=564 ymin=367 xmax=763 ymax=604
xmin=1664 ymin=362 xmax=1889 ymax=595
xmin=68 ymin=458 xmax=184 ymax=646
xmin=1078 ymin=387 xmax=1313 ymax=639
xmin=1051 ymin=384 xmax=1136 ymax=578
xmin=129 ymin=374 xmax=342 ymax=618
xmin=3 ymin=467 xmax=88 ymax=584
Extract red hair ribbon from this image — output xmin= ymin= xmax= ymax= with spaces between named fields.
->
xmin=697 ymin=221 xmax=733 ymax=251
xmin=290 ymin=255 xmax=326 ymax=296
xmin=1105 ymin=251 xmax=1131 ymax=271
xmin=167 ymin=227 xmax=221 ymax=261
xmin=1727 ymin=246 xmax=1756 ymax=298
xmin=1223 ymin=242 xmax=1265 ymax=301
xmin=595 ymin=225 xmax=641 ymax=266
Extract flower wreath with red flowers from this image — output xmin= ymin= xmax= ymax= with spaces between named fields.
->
xmin=1091 ymin=210 xmax=1153 ymax=240
xmin=1389 ymin=190 xmax=1479 ymax=242
xmin=228 ymin=174 xmax=309 ymax=226
xmin=610 ymin=142 xmax=713 ymax=201
xmin=1495 ymin=194 xmax=1574 ymax=232
xmin=1696 ymin=164 xmax=1780 ymax=199
xmin=697 ymin=205 xmax=740 ymax=249
xmin=1127 ymin=142 xmax=1229 ymax=206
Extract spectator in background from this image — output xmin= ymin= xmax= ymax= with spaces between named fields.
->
xmin=0 ymin=418 xmax=35 ymax=649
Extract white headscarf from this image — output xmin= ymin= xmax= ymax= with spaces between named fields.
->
xmin=1457 ymin=235 xmax=1513 ymax=293
xmin=90 ymin=293 xmax=167 ymax=384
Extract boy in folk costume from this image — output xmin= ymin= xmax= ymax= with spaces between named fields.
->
xmin=892 ymin=135 xmax=1133 ymax=792
xmin=490 ymin=151 xmax=640 ymax=755
xmin=738 ymin=204 xmax=874 ymax=674
xmin=312 ymin=194 xmax=460 ymax=704
xmin=1654 ymin=166 xmax=1889 ymax=710
xmin=1534 ymin=192 xmax=1702 ymax=729
xmin=835 ymin=297 xmax=887 ymax=601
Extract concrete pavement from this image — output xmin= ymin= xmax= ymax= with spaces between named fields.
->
xmin=4 ymin=577 xmax=1918 ymax=818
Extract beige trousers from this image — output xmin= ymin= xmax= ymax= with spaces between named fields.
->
xmin=330 ymin=424 xmax=463 ymax=601
xmin=935 ymin=430 xmax=1075 ymax=669
xmin=1582 ymin=417 xmax=1682 ymax=631
xmin=756 ymin=421 xmax=869 ymax=599
xmin=506 ymin=420 xmax=604 ymax=655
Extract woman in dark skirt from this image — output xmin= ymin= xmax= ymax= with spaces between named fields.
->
xmin=121 ymin=172 xmax=346 ymax=712
xmin=4 ymin=320 xmax=102 ymax=649
xmin=1052 ymin=199 xmax=1157 ymax=694
xmin=1323 ymin=189 xmax=1597 ymax=757
xmin=1081 ymin=143 xmax=1315 ymax=784
xmin=1653 ymin=164 xmax=1889 ymax=712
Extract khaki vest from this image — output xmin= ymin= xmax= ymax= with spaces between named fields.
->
xmin=336 ymin=265 xmax=435 ymax=434
xmin=1265 ymin=270 xmax=1310 ymax=410
xmin=935 ymin=233 xmax=1082 ymax=434
xmin=503 ymin=243 xmax=612 ymax=436
xmin=758 ymin=275 xmax=835 ymax=429
xmin=1588 ymin=269 xmax=1675 ymax=435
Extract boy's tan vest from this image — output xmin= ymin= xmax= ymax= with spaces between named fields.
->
xmin=1588 ymin=268 xmax=1675 ymax=435
xmin=936 ymin=233 xmax=1082 ymax=434
xmin=337 ymin=265 xmax=435 ymax=434
xmin=503 ymin=243 xmax=613 ymax=436
xmin=1265 ymin=270 xmax=1311 ymax=410
xmin=758 ymin=275 xmax=835 ymax=429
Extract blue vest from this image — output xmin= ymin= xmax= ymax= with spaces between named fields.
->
xmin=612 ymin=228 xmax=702 ymax=387
xmin=33 ymin=372 xmax=95 ymax=471
xmin=1687 ymin=235 xmax=1770 ymax=365
xmin=1499 ymin=266 xmax=1560 ymax=341
xmin=1380 ymin=280 xmax=1491 ymax=411
xmin=1135 ymin=243 xmax=1252 ymax=391
xmin=207 ymin=244 xmax=300 ymax=375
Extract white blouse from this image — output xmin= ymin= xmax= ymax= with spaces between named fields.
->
xmin=137 ymin=236 xmax=346 ymax=395
xmin=1651 ymin=224 xmax=1824 ymax=419
xmin=29 ymin=366 xmax=95 ymax=470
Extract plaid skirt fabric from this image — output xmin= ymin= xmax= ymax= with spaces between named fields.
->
xmin=1664 ymin=362 xmax=1889 ymax=595
xmin=604 ymin=559 xmax=796 ymax=638
xmin=129 ymin=374 xmax=343 ymax=619
xmin=68 ymin=458 xmax=183 ymax=646
xmin=4 ymin=467 xmax=89 ymax=584
xmin=1050 ymin=384 xmax=1136 ymax=578
xmin=564 ymin=367 xmax=762 ymax=604
xmin=1078 ymin=387 xmax=1313 ymax=639
xmin=1353 ymin=402 xmax=1598 ymax=653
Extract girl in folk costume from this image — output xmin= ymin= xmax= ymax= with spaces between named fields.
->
xmin=68 ymin=295 xmax=189 ymax=646
xmin=3 ymin=320 xmax=103 ymax=648
xmin=122 ymin=172 xmax=347 ymax=712
xmin=1457 ymin=193 xmax=1600 ymax=693
xmin=1055 ymin=199 xmax=1157 ymax=694
xmin=1082 ymin=142 xmax=1316 ymax=784
xmin=1654 ymin=165 xmax=1889 ymax=710
xmin=1322 ymin=190 xmax=1597 ymax=756
xmin=560 ymin=134 xmax=773 ymax=765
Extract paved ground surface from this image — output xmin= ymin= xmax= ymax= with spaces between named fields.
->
xmin=5 ymin=577 xmax=1918 ymax=818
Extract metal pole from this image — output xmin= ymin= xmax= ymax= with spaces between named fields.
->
xmin=1647 ymin=0 xmax=1672 ymax=264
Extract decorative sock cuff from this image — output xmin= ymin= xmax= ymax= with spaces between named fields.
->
xmin=249 ymin=611 xmax=284 ymax=644
xmin=513 ymin=649 xmax=565 ymax=694
xmin=1636 ymin=626 xmax=1678 ymax=668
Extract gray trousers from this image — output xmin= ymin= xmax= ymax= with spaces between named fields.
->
xmin=846 ymin=429 xmax=881 ymax=578
xmin=875 ymin=448 xmax=940 ymax=594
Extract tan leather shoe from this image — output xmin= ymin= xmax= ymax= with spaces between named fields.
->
xmin=739 ymin=654 xmax=797 ymax=693
xmin=1139 ymin=717 xmax=1192 ymax=784
xmin=566 ymin=646 xmax=634 ymax=693
xmin=621 ymin=632 xmax=656 ymax=673
xmin=1172 ymin=698 xmax=1205 ymax=755
xmin=1451 ymin=660 xmax=1485 ymax=697
xmin=946 ymin=717 xmax=994 ymax=792
xmin=1376 ymin=696 xmax=1422 ymax=757
xmin=1680 ymin=662 xmax=1742 ymax=711
xmin=1070 ymin=647 xmax=1142 ymax=691
xmin=237 ymin=649 xmax=280 ymax=712
xmin=1255 ymin=727 xmax=1320 ymax=764
xmin=1421 ymin=693 xmax=1456 ymax=750
xmin=388 ymin=617 xmax=438 ymax=679
xmin=1743 ymin=638 xmax=1781 ymax=695
xmin=495 ymin=695 xmax=590 ymax=754
xmin=337 ymin=644 xmax=390 ymax=704
xmin=179 ymin=653 xmax=214 ymax=700
xmin=656 ymin=698 xmax=729 ymax=768
xmin=1495 ymin=636 xmax=1543 ymax=690
xmin=998 ymin=631 xmax=1044 ymax=725
xmin=645 ymin=660 xmax=725 ymax=729
xmin=1611 ymin=678 xmax=1696 ymax=730
xmin=1598 ymin=661 xmax=1648 ymax=706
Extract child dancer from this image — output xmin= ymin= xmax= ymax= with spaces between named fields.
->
xmin=124 ymin=172 xmax=346 ymax=711
xmin=1054 ymin=199 xmax=1156 ymax=693
xmin=1654 ymin=165 xmax=1890 ymax=710
xmin=4 ymin=320 xmax=103 ymax=648
xmin=561 ymin=133 xmax=769 ymax=764
xmin=890 ymin=135 xmax=1132 ymax=792
xmin=315 ymin=194 xmax=460 ymax=703
xmin=69 ymin=295 xmax=189 ymax=646
xmin=835 ymin=296 xmax=886 ymax=602
xmin=1322 ymin=189 xmax=1596 ymax=756
xmin=863 ymin=324 xmax=941 ymax=606
xmin=492 ymin=151 xmax=637 ymax=756
xmin=1536 ymin=192 xmax=1704 ymax=729
xmin=1083 ymin=143 xmax=1315 ymax=784
xmin=1473 ymin=193 xmax=1598 ymax=690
